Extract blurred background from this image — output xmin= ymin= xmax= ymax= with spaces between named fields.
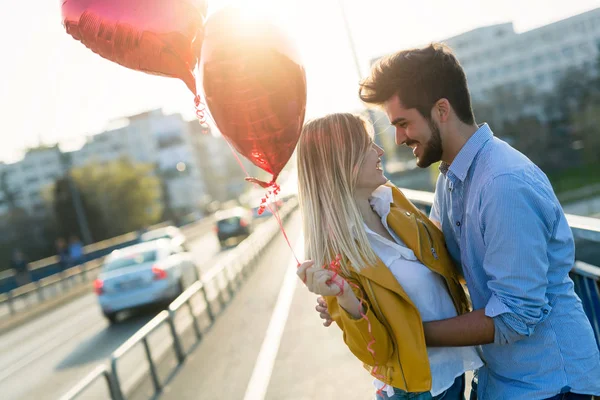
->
xmin=1 ymin=1 xmax=600 ymax=399
xmin=0 ymin=0 xmax=599 ymax=266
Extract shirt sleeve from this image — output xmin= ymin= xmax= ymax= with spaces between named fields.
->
xmin=479 ymin=173 xmax=558 ymax=345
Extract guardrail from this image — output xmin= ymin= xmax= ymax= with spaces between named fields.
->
xmin=0 ymin=217 xmax=215 ymax=321
xmin=60 ymin=187 xmax=600 ymax=399
xmin=60 ymin=199 xmax=298 ymax=400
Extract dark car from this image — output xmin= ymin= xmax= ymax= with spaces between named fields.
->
xmin=215 ymin=207 xmax=253 ymax=248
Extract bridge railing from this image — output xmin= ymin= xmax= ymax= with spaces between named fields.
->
xmin=0 ymin=217 xmax=215 ymax=322
xmin=59 ymin=199 xmax=298 ymax=400
xmin=60 ymin=188 xmax=600 ymax=399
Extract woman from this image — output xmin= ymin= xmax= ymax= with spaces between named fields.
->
xmin=295 ymin=113 xmax=482 ymax=400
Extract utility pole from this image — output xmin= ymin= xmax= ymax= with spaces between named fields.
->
xmin=61 ymin=153 xmax=93 ymax=244
xmin=337 ymin=0 xmax=385 ymax=166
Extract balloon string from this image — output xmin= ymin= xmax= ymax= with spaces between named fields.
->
xmin=220 ymin=135 xmax=300 ymax=266
xmin=194 ymin=95 xmax=207 ymax=125
xmin=192 ymin=101 xmax=298 ymax=265
xmin=326 ymin=255 xmax=388 ymax=396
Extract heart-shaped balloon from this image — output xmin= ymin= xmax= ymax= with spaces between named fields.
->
xmin=62 ymin=0 xmax=208 ymax=95
xmin=200 ymin=7 xmax=307 ymax=186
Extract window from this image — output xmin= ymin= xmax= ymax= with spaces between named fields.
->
xmin=562 ymin=46 xmax=574 ymax=57
xmin=574 ymin=22 xmax=586 ymax=33
xmin=103 ymin=251 xmax=158 ymax=271
xmin=536 ymin=73 xmax=546 ymax=84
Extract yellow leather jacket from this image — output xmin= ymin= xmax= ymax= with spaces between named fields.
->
xmin=325 ymin=184 xmax=470 ymax=392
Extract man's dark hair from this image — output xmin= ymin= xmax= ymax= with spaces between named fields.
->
xmin=359 ymin=43 xmax=475 ymax=125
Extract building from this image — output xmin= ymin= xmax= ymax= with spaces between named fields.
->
xmin=187 ymin=121 xmax=262 ymax=204
xmin=72 ymin=109 xmax=207 ymax=216
xmin=444 ymin=8 xmax=600 ymax=102
xmin=0 ymin=146 xmax=65 ymax=217
xmin=369 ymin=8 xmax=600 ymax=162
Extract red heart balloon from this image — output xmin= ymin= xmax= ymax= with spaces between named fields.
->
xmin=200 ymin=7 xmax=307 ymax=186
xmin=61 ymin=0 xmax=208 ymax=95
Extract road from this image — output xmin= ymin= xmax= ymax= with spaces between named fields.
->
xmin=0 ymin=229 xmax=235 ymax=400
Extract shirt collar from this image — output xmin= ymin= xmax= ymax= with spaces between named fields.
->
xmin=439 ymin=123 xmax=493 ymax=182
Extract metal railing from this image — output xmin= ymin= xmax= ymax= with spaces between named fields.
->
xmin=60 ymin=199 xmax=298 ymax=400
xmin=0 ymin=217 xmax=215 ymax=321
xmin=60 ymin=188 xmax=600 ymax=399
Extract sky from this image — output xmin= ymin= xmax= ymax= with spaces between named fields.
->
xmin=1 ymin=0 xmax=599 ymax=163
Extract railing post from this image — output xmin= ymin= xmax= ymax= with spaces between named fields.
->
xmin=110 ymin=358 xmax=125 ymax=400
xmin=35 ymin=281 xmax=44 ymax=303
xmin=200 ymin=284 xmax=215 ymax=323
xmin=7 ymin=290 xmax=15 ymax=315
xmin=167 ymin=310 xmax=186 ymax=364
xmin=105 ymin=370 xmax=122 ymax=400
xmin=187 ymin=299 xmax=202 ymax=341
xmin=142 ymin=337 xmax=161 ymax=395
xmin=80 ymin=264 xmax=88 ymax=282
xmin=217 ymin=274 xmax=228 ymax=309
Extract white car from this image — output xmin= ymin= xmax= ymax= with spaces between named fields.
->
xmin=95 ymin=239 xmax=198 ymax=324
xmin=140 ymin=226 xmax=188 ymax=251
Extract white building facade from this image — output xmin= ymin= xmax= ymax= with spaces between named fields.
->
xmin=71 ymin=109 xmax=208 ymax=215
xmin=443 ymin=8 xmax=600 ymax=102
xmin=369 ymin=7 xmax=600 ymax=163
xmin=0 ymin=146 xmax=65 ymax=217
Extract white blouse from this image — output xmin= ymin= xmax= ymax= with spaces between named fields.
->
xmin=367 ymin=186 xmax=483 ymax=397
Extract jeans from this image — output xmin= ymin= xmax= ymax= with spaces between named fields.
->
xmin=469 ymin=378 xmax=594 ymax=400
xmin=544 ymin=393 xmax=593 ymax=400
xmin=376 ymin=375 xmax=465 ymax=400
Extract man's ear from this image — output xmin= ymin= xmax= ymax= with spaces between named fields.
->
xmin=433 ymin=98 xmax=451 ymax=123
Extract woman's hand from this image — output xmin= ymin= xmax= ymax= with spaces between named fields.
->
xmin=296 ymin=260 xmax=348 ymax=297
xmin=297 ymin=261 xmax=363 ymax=320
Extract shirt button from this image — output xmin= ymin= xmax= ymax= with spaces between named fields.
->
xmin=405 ymin=212 xmax=411 ymax=216
xmin=448 ymin=187 xmax=453 ymax=192
xmin=456 ymin=221 xmax=461 ymax=227
xmin=543 ymin=309 xmax=549 ymax=314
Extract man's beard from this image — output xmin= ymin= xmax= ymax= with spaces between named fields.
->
xmin=416 ymin=118 xmax=443 ymax=168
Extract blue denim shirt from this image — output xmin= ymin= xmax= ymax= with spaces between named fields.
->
xmin=430 ymin=124 xmax=600 ymax=400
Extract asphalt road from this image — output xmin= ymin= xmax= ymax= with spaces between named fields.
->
xmin=0 ymin=228 xmax=235 ymax=400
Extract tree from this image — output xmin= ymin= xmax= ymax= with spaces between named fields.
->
xmin=52 ymin=176 xmax=105 ymax=242
xmin=68 ymin=158 xmax=163 ymax=239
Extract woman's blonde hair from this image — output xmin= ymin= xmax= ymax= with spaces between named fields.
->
xmin=297 ymin=113 xmax=378 ymax=274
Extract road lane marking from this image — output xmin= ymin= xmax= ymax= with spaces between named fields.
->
xmin=243 ymin=239 xmax=303 ymax=400
xmin=0 ymin=317 xmax=105 ymax=383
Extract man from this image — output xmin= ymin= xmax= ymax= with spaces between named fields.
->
xmin=316 ymin=43 xmax=600 ymax=399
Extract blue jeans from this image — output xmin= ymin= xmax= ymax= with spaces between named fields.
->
xmin=376 ymin=375 xmax=465 ymax=400
xmin=469 ymin=378 xmax=593 ymax=400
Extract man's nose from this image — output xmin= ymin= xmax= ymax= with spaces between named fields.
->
xmin=395 ymin=127 xmax=406 ymax=145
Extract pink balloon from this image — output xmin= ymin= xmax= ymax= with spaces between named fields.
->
xmin=62 ymin=0 xmax=208 ymax=95
xmin=200 ymin=7 xmax=307 ymax=186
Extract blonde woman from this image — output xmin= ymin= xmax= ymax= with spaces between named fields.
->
xmin=296 ymin=113 xmax=482 ymax=400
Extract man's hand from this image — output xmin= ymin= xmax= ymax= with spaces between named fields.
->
xmin=316 ymin=296 xmax=333 ymax=327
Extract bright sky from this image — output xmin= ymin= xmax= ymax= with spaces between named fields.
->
xmin=1 ymin=0 xmax=598 ymax=163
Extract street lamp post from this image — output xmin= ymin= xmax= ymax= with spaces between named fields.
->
xmin=337 ymin=0 xmax=386 ymax=168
